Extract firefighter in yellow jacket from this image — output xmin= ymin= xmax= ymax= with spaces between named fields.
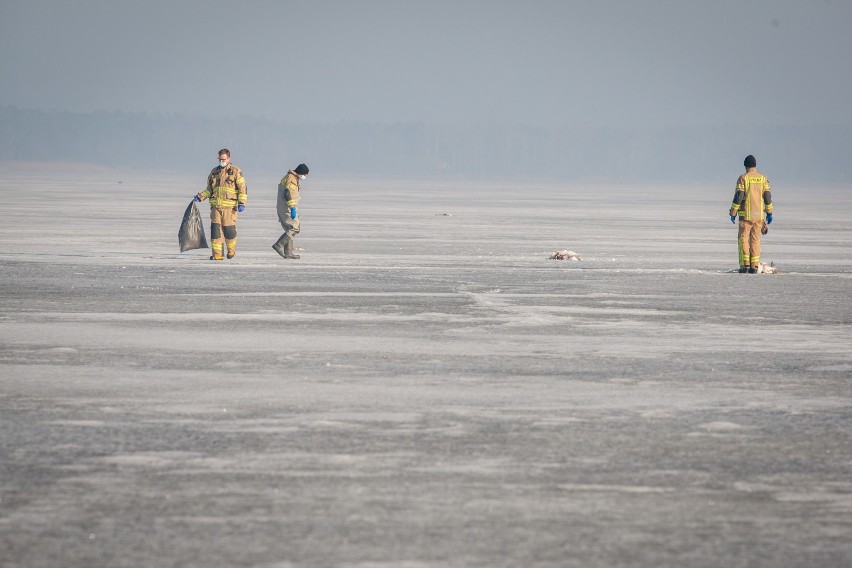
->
xmin=729 ymin=154 xmax=773 ymax=273
xmin=272 ymin=163 xmax=309 ymax=259
xmin=194 ymin=148 xmax=247 ymax=260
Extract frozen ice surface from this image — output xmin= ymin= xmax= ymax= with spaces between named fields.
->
xmin=1 ymin=166 xmax=851 ymax=568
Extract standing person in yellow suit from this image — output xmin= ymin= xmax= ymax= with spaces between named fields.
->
xmin=272 ymin=163 xmax=309 ymax=259
xmin=729 ymin=154 xmax=773 ymax=273
xmin=194 ymin=148 xmax=247 ymax=261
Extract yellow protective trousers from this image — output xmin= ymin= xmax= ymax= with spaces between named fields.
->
xmin=738 ymin=219 xmax=764 ymax=269
xmin=210 ymin=206 xmax=238 ymax=260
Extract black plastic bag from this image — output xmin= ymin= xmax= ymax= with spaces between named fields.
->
xmin=178 ymin=200 xmax=209 ymax=252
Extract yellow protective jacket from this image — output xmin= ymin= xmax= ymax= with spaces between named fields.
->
xmin=730 ymin=169 xmax=772 ymax=222
xmin=198 ymin=164 xmax=247 ymax=208
xmin=276 ymin=171 xmax=301 ymax=223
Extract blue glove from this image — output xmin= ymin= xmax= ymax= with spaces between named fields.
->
xmin=290 ymin=207 xmax=297 ymax=220
xmin=237 ymin=204 xmax=245 ymax=213
xmin=730 ymin=215 xmax=736 ymax=224
xmin=766 ymin=213 xmax=773 ymax=224
xmin=193 ymin=195 xmax=201 ymax=202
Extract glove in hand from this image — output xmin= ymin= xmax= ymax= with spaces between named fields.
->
xmin=730 ymin=215 xmax=737 ymax=224
xmin=290 ymin=207 xmax=297 ymax=220
xmin=766 ymin=213 xmax=773 ymax=224
xmin=237 ymin=204 xmax=245 ymax=213
xmin=193 ymin=195 xmax=201 ymax=202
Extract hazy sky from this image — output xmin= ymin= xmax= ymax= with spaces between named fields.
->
xmin=2 ymin=0 xmax=851 ymax=128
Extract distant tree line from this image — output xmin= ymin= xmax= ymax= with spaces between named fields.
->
xmin=1 ymin=105 xmax=849 ymax=184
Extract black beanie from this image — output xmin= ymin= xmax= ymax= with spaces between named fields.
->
xmin=294 ymin=163 xmax=309 ymax=175
xmin=744 ymin=155 xmax=757 ymax=168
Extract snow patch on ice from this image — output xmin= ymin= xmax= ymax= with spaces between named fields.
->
xmin=696 ymin=421 xmax=749 ymax=431
xmin=559 ymin=483 xmax=675 ymax=494
xmin=807 ymin=363 xmax=852 ymax=372
xmin=44 ymin=347 xmax=79 ymax=354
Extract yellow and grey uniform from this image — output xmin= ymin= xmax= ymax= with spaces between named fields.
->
xmin=272 ymin=171 xmax=301 ymax=258
xmin=730 ymin=169 xmax=772 ymax=269
xmin=196 ymin=164 xmax=247 ymax=260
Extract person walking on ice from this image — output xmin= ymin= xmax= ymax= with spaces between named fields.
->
xmin=194 ymin=148 xmax=247 ymax=261
xmin=273 ymin=163 xmax=309 ymax=259
xmin=729 ymin=154 xmax=774 ymax=273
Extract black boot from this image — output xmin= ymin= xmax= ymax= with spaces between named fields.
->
xmin=283 ymin=240 xmax=300 ymax=259
xmin=272 ymin=235 xmax=287 ymax=258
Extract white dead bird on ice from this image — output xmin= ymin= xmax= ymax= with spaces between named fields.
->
xmin=549 ymin=250 xmax=582 ymax=261
xmin=756 ymin=261 xmax=778 ymax=274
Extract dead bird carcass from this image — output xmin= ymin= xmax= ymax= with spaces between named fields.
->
xmin=549 ymin=250 xmax=582 ymax=261
xmin=756 ymin=261 xmax=778 ymax=274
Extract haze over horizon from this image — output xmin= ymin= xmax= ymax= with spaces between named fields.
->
xmin=3 ymin=0 xmax=851 ymax=129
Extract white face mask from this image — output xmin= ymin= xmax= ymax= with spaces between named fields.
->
xmin=219 ymin=160 xmax=228 ymax=168
xmin=299 ymin=174 xmax=306 ymax=180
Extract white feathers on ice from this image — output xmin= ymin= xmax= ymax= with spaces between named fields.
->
xmin=756 ymin=261 xmax=778 ymax=274
xmin=549 ymin=250 xmax=582 ymax=261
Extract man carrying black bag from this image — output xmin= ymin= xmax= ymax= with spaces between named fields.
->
xmin=194 ymin=148 xmax=248 ymax=260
